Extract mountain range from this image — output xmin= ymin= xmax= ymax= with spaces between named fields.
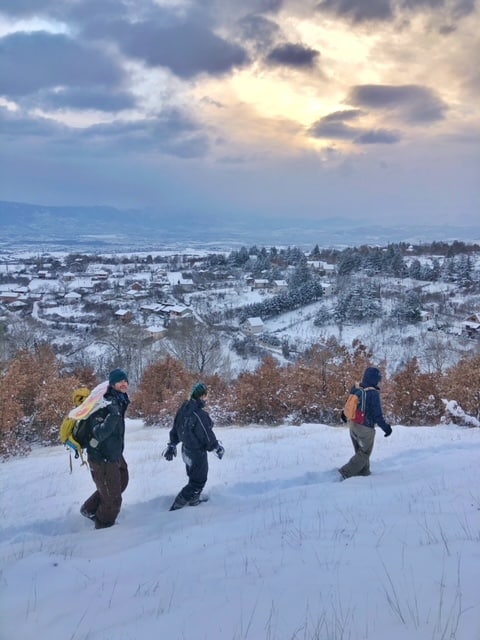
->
xmin=1 ymin=199 xmax=479 ymax=251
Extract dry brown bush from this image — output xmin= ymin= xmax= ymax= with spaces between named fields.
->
xmin=232 ymin=356 xmax=288 ymax=424
xmin=386 ymin=358 xmax=443 ymax=425
xmin=0 ymin=344 xmax=86 ymax=454
xmin=440 ymin=353 xmax=480 ymax=419
xmin=131 ymin=355 xmax=193 ymax=425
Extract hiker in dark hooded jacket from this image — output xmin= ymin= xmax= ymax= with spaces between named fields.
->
xmin=80 ymin=369 xmax=130 ymax=529
xmin=339 ymin=366 xmax=392 ymax=479
xmin=163 ymin=382 xmax=224 ymax=511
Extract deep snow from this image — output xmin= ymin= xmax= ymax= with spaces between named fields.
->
xmin=1 ymin=421 xmax=479 ymax=640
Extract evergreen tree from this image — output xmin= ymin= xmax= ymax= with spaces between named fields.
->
xmin=408 ymin=259 xmax=421 ymax=280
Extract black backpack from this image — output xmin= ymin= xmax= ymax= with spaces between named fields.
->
xmin=73 ymin=408 xmax=108 ymax=448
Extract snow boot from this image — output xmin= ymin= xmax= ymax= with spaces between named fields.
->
xmin=80 ymin=505 xmax=96 ymax=521
xmin=169 ymin=495 xmax=188 ymax=511
xmin=189 ymin=494 xmax=209 ymax=506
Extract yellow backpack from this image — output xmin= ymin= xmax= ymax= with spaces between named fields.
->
xmin=60 ymin=387 xmax=90 ymax=469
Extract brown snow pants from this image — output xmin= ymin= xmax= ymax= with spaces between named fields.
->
xmin=82 ymin=455 xmax=129 ymax=528
xmin=339 ymin=422 xmax=376 ymax=478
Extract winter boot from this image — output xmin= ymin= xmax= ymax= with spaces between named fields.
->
xmin=80 ymin=505 xmax=96 ymax=521
xmin=169 ymin=494 xmax=188 ymax=511
xmin=189 ymin=494 xmax=209 ymax=506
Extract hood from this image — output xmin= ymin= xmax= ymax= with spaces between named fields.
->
xmin=361 ymin=367 xmax=382 ymax=387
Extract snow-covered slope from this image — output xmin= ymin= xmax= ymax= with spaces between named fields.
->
xmin=1 ymin=421 xmax=479 ymax=640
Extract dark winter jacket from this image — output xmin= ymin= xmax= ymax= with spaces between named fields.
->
xmin=169 ymin=398 xmax=218 ymax=452
xmin=359 ymin=367 xmax=391 ymax=434
xmin=86 ymin=387 xmax=130 ymax=463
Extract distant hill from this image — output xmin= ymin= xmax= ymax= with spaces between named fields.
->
xmin=1 ymin=199 xmax=479 ymax=251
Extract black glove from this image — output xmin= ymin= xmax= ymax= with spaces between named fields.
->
xmin=384 ymin=426 xmax=392 ymax=438
xmin=341 ymin=411 xmax=348 ymax=424
xmin=163 ymin=443 xmax=177 ymax=461
xmin=214 ymin=444 xmax=225 ymax=459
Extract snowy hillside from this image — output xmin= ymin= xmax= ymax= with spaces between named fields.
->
xmin=1 ymin=421 xmax=479 ymax=640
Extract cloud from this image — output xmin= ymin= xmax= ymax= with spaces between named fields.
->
xmin=265 ymin=42 xmax=319 ymax=68
xmin=320 ymin=109 xmax=363 ymax=122
xmin=308 ymin=109 xmax=401 ymax=144
xmin=354 ymin=128 xmax=401 ymax=144
xmin=401 ymin=0 xmax=476 ymax=20
xmin=308 ymin=118 xmax=359 ymax=140
xmin=237 ymin=14 xmax=282 ymax=52
xmin=33 ymin=88 xmax=136 ymax=112
xmin=0 ymin=105 xmax=65 ymax=137
xmin=315 ymin=0 xmax=477 ymax=24
xmin=0 ymin=0 xmax=56 ymax=17
xmin=0 ymin=31 xmax=125 ymax=98
xmin=80 ymin=109 xmax=210 ymax=158
xmin=347 ymin=84 xmax=448 ymax=123
xmin=0 ymin=104 xmax=209 ymax=159
xmin=94 ymin=18 xmax=249 ymax=79
xmin=316 ymin=0 xmax=394 ymax=23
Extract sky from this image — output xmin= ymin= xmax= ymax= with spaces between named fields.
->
xmin=1 ymin=419 xmax=479 ymax=640
xmin=0 ymin=0 xmax=479 ymax=227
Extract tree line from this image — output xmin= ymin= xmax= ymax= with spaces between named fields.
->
xmin=1 ymin=341 xmax=478 ymax=458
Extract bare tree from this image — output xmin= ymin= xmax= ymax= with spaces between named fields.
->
xmin=93 ymin=322 xmax=152 ymax=383
xmin=166 ymin=318 xmax=224 ymax=374
xmin=6 ymin=317 xmax=45 ymax=354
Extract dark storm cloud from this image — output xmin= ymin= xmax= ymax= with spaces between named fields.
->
xmin=355 ymin=128 xmax=401 ymax=144
xmin=348 ymin=84 xmax=447 ymax=123
xmin=98 ymin=18 xmax=249 ymax=79
xmin=266 ymin=43 xmax=319 ymax=68
xmin=316 ymin=0 xmax=394 ymax=23
xmin=0 ymin=31 xmax=126 ymax=98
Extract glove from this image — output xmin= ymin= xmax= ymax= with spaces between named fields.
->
xmin=384 ymin=426 xmax=392 ymax=438
xmin=214 ymin=444 xmax=225 ymax=459
xmin=340 ymin=411 xmax=348 ymax=424
xmin=163 ymin=443 xmax=177 ymax=461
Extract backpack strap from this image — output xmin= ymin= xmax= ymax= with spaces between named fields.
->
xmin=360 ymin=386 xmax=376 ymax=421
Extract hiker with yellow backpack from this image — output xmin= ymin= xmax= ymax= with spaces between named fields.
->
xmin=339 ymin=366 xmax=392 ymax=480
xmin=60 ymin=369 xmax=131 ymax=529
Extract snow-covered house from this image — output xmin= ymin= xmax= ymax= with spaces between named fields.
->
xmin=115 ymin=309 xmax=133 ymax=323
xmin=146 ymin=326 xmax=168 ymax=340
xmin=245 ymin=317 xmax=264 ymax=334
xmin=273 ymin=280 xmax=288 ymax=291
xmin=462 ymin=313 xmax=480 ymax=337
xmin=64 ymin=291 xmax=82 ymax=304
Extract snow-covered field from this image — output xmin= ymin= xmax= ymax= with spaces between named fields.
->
xmin=1 ymin=420 xmax=479 ymax=640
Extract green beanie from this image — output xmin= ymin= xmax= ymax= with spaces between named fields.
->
xmin=191 ymin=382 xmax=207 ymax=399
xmin=109 ymin=368 xmax=128 ymax=385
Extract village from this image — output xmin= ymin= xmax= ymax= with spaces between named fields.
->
xmin=0 ymin=244 xmax=479 ymax=382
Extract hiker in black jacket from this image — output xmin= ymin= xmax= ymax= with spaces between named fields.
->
xmin=339 ymin=366 xmax=392 ymax=479
xmin=163 ymin=382 xmax=224 ymax=511
xmin=80 ymin=369 xmax=130 ymax=529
